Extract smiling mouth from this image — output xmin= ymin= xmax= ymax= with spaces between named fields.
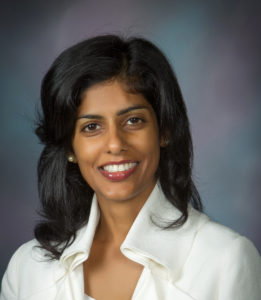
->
xmin=99 ymin=161 xmax=139 ymax=181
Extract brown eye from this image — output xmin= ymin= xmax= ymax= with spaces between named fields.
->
xmin=82 ymin=123 xmax=101 ymax=132
xmin=126 ymin=117 xmax=145 ymax=125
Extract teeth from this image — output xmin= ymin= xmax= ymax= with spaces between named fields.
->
xmin=103 ymin=162 xmax=137 ymax=172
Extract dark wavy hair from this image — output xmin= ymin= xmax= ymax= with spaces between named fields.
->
xmin=34 ymin=34 xmax=202 ymax=259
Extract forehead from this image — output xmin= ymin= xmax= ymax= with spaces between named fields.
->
xmin=77 ymin=80 xmax=152 ymax=114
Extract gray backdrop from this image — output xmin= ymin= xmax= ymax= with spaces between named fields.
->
xmin=1 ymin=0 xmax=260 ymax=282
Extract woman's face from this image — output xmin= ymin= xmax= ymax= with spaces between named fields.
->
xmin=72 ymin=80 xmax=163 ymax=204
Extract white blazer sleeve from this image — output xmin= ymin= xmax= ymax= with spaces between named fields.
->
xmin=218 ymin=236 xmax=261 ymax=300
xmin=0 ymin=245 xmax=23 ymax=300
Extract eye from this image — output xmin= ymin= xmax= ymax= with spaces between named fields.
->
xmin=126 ymin=117 xmax=145 ymax=125
xmin=82 ymin=123 xmax=101 ymax=132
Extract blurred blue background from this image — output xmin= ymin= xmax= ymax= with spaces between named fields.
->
xmin=1 ymin=0 xmax=260 ymax=282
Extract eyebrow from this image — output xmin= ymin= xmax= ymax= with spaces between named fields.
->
xmin=77 ymin=105 xmax=149 ymax=120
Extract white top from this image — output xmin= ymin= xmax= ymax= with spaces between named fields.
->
xmin=84 ymin=294 xmax=95 ymax=300
xmin=1 ymin=182 xmax=261 ymax=300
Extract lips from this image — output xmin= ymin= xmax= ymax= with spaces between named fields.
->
xmin=98 ymin=160 xmax=139 ymax=181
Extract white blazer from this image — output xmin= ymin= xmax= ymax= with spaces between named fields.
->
xmin=1 ymin=182 xmax=261 ymax=300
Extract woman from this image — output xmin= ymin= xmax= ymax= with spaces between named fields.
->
xmin=1 ymin=35 xmax=260 ymax=300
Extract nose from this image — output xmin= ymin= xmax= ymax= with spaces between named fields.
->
xmin=106 ymin=125 xmax=126 ymax=154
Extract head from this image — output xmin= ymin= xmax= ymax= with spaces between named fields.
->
xmin=35 ymin=34 xmax=201 ymax=259
xmin=70 ymin=79 xmax=162 ymax=205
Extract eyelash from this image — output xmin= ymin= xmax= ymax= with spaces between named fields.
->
xmin=81 ymin=117 xmax=146 ymax=133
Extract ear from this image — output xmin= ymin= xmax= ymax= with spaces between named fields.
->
xmin=160 ymin=136 xmax=166 ymax=147
xmin=160 ymin=135 xmax=170 ymax=148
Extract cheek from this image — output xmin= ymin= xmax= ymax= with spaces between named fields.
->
xmin=141 ymin=126 xmax=160 ymax=150
xmin=146 ymin=128 xmax=161 ymax=167
xmin=136 ymin=131 xmax=160 ymax=162
xmin=73 ymin=138 xmax=100 ymax=165
xmin=72 ymin=140 xmax=100 ymax=186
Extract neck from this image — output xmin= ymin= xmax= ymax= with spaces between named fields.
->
xmin=94 ymin=181 xmax=156 ymax=247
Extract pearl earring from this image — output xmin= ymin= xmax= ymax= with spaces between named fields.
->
xmin=68 ymin=155 xmax=74 ymax=163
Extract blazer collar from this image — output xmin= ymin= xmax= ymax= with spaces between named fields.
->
xmin=59 ymin=181 xmax=209 ymax=281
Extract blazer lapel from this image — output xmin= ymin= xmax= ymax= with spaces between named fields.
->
xmin=133 ymin=267 xmax=196 ymax=300
xmin=55 ymin=265 xmax=85 ymax=300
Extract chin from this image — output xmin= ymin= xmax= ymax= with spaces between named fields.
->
xmin=99 ymin=184 xmax=139 ymax=202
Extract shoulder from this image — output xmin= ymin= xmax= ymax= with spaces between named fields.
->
xmin=179 ymin=208 xmax=261 ymax=299
xmin=187 ymin=207 xmax=260 ymax=264
xmin=191 ymin=209 xmax=260 ymax=259
xmin=6 ymin=239 xmax=43 ymax=262
xmin=4 ymin=239 xmax=56 ymax=274
xmin=0 ymin=239 xmax=61 ymax=300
